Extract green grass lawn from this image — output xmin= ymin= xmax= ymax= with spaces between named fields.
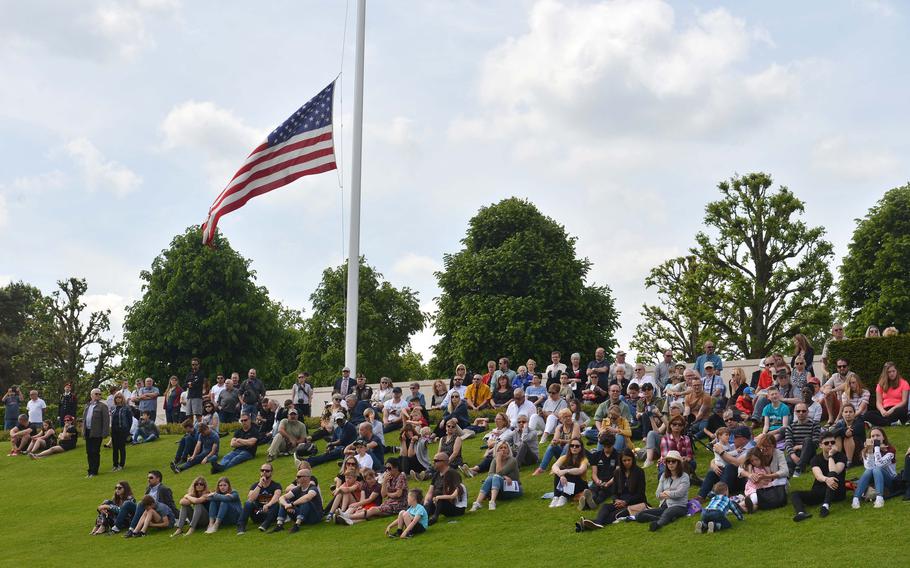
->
xmin=3 ymin=426 xmax=910 ymax=567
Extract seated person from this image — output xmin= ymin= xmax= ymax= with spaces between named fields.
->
xmin=327 ymin=467 xmax=361 ymax=519
xmin=385 ymin=488 xmax=427 ymax=539
xmin=791 ymin=431 xmax=847 ymax=521
xmin=205 ymin=477 xmax=241 ymax=533
xmin=549 ymin=437 xmax=588 ymax=507
xmin=581 ymin=432 xmax=619 ymax=510
xmin=132 ymin=412 xmax=159 ymax=444
xmin=172 ymin=476 xmax=211 ymax=537
xmin=30 ymin=415 xmax=78 ymax=459
xmin=93 ymin=481 xmax=135 ymax=535
xmin=470 ymin=442 xmax=522 ymax=511
xmin=304 ymin=413 xmax=356 ymax=467
xmin=25 ymin=419 xmax=56 ymax=456
xmin=172 ymin=419 xmax=198 ymax=468
xmin=127 ymin=495 xmax=176 ymax=537
xmin=832 ymin=402 xmax=865 ymax=467
xmin=577 ymin=448 xmax=645 ymax=530
xmin=337 ymin=467 xmax=382 ymax=524
xmin=267 ymin=407 xmax=308 ymax=462
xmin=348 ymin=458 xmax=408 ymax=523
xmin=273 ymin=469 xmax=322 ymax=532
xmin=8 ymin=414 xmax=34 ymax=456
xmin=424 ymin=452 xmax=466 ymax=523
xmin=237 ymin=463 xmax=282 ymax=533
xmin=172 ymin=422 xmax=219 ymax=473
xmin=465 ymin=374 xmax=492 ymax=411
xmin=211 ymin=413 xmax=260 ymax=473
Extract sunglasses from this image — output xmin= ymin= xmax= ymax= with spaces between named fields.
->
xmin=795 ymin=410 xmax=807 ymax=413
xmin=195 ymin=482 xmax=205 ymax=486
xmin=433 ymin=458 xmax=446 ymax=462
xmin=240 ymin=419 xmax=250 ymax=423
xmin=517 ymin=420 xmax=527 ymax=424
xmin=115 ymin=486 xmax=123 ymax=490
xmin=569 ymin=444 xmax=582 ymax=448
xmin=147 ymin=476 xmax=156 ymax=480
xmin=260 ymin=468 xmax=272 ymax=473
xmin=296 ymin=474 xmax=308 ymax=479
xmin=385 ymin=466 xmax=393 ymax=471
xmin=821 ymin=441 xmax=836 ymax=446
xmin=837 ymin=365 xmax=847 ymax=368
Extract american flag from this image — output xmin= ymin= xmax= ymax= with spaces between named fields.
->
xmin=202 ymin=80 xmax=337 ymax=246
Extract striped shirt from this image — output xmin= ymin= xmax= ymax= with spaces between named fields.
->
xmin=784 ymin=419 xmax=820 ymax=455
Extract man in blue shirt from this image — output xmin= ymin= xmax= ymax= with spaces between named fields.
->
xmin=694 ymin=341 xmax=723 ymax=376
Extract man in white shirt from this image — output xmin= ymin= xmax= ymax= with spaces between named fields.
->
xmin=702 ymin=362 xmax=726 ymax=399
xmin=382 ymin=387 xmax=410 ymax=432
xmin=506 ymin=388 xmax=540 ymax=429
xmin=26 ymin=390 xmax=46 ymax=429
xmin=440 ymin=381 xmax=467 ymax=410
xmin=544 ymin=351 xmax=567 ymax=387
xmin=209 ymin=374 xmax=227 ymax=406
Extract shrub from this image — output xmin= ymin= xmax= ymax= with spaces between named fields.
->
xmin=827 ymin=335 xmax=910 ymax=391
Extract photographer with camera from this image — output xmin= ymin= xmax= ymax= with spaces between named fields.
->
xmin=3 ymin=385 xmax=22 ymax=430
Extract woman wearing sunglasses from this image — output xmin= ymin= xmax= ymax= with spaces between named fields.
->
xmin=549 ymin=437 xmax=589 ymax=507
xmin=92 ymin=481 xmax=134 ymax=535
xmin=173 ymin=476 xmax=211 ymax=536
xmin=633 ymin=450 xmax=689 ymax=531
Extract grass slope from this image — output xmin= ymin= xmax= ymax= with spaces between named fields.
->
xmin=2 ymin=426 xmax=910 ymax=567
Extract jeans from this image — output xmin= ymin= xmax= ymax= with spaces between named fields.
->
xmin=855 ymin=467 xmax=896 ymax=499
xmin=699 ymin=464 xmax=740 ymax=498
xmin=239 ymin=501 xmax=279 ymax=531
xmin=175 ymin=434 xmax=198 ymax=463
xmin=116 ymin=501 xmax=137 ymax=529
xmin=241 ymin=404 xmax=258 ymax=419
xmin=791 ymin=481 xmax=845 ymax=513
xmin=178 ymin=452 xmax=218 ymax=471
xmin=133 ymin=432 xmax=158 ymax=444
xmin=165 ymin=408 xmax=177 ymax=424
xmin=305 ymin=447 xmax=345 ymax=467
xmin=217 ymin=449 xmax=254 ymax=470
xmin=277 ymin=500 xmax=321 ymax=525
xmin=4 ymin=418 xmax=17 ymax=430
xmin=786 ymin=438 xmax=818 ymax=473
xmin=538 ymin=444 xmax=568 ymax=470
xmin=480 ymin=474 xmax=522 ymax=498
xmin=219 ymin=411 xmax=238 ymax=424
xmin=635 ymin=504 xmax=687 ymax=529
xmin=111 ymin=430 xmax=129 ymax=468
xmin=583 ymin=427 xmax=599 ymax=443
xmin=209 ymin=501 xmax=240 ymax=525
xmin=701 ymin=509 xmax=732 ymax=530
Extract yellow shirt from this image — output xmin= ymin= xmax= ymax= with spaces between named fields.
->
xmin=465 ymin=382 xmax=492 ymax=408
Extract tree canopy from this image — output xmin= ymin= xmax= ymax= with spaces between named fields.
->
xmin=294 ymin=257 xmax=426 ymax=387
xmin=431 ymin=197 xmax=619 ymax=374
xmin=839 ymin=183 xmax=910 ymax=337
xmin=123 ymin=226 xmax=301 ymax=388
xmin=635 ymin=173 xmax=835 ymax=361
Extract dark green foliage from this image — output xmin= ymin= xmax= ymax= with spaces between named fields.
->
xmin=839 ymin=184 xmax=910 ymax=337
xmin=123 ymin=226 xmax=301 ymax=389
xmin=431 ymin=197 xmax=619 ymax=374
xmin=827 ymin=335 xmax=910 ymax=389
xmin=0 ymin=281 xmax=44 ymax=391
xmin=294 ymin=258 xmax=426 ymax=387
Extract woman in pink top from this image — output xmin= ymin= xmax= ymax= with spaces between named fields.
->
xmin=865 ymin=362 xmax=909 ymax=426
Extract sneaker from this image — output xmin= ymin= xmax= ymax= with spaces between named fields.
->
xmin=123 ymin=530 xmax=134 ymax=539
xmin=706 ymin=521 xmax=715 ymax=533
xmin=334 ymin=514 xmax=346 ymax=525
xmin=695 ymin=521 xmax=704 ymax=533
xmin=890 ymin=420 xmax=902 ymax=427
xmin=575 ymin=521 xmax=584 ymax=533
xmin=549 ymin=497 xmax=559 ymax=508
xmin=793 ymin=512 xmax=811 ymax=522
xmin=270 ymin=523 xmax=284 ymax=533
xmin=578 ymin=490 xmax=590 ymax=511
xmin=340 ymin=514 xmax=354 ymax=526
xmin=409 ymin=471 xmax=418 ymax=482
xmin=258 ymin=525 xmax=268 ymax=532
xmin=792 ymin=468 xmax=801 ymax=478
xmin=205 ymin=526 xmax=216 ymax=534
xmin=110 ymin=526 xmax=120 ymax=534
xmin=852 ymin=498 xmax=861 ymax=509
xmin=819 ymin=505 xmax=830 ymax=518
xmin=170 ymin=462 xmax=179 ymax=474
xmin=289 ymin=522 xmax=300 ymax=533
xmin=488 ymin=501 xmax=496 ymax=511
xmin=582 ymin=518 xmax=603 ymax=530
xmin=236 ymin=529 xmax=246 ymax=535
xmin=744 ymin=498 xmax=754 ymax=514
xmin=553 ymin=496 xmax=568 ymax=508
xmin=642 ymin=459 xmax=654 ymax=468
xmin=584 ymin=488 xmax=596 ymax=510
xmin=470 ymin=502 xmax=482 ymax=512
xmin=874 ymin=496 xmax=884 ymax=508
xmin=324 ymin=514 xmax=334 ymax=523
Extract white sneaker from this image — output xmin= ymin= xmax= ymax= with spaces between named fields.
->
xmin=642 ymin=459 xmax=654 ymax=468
xmin=851 ymin=498 xmax=861 ymax=509
xmin=549 ymin=497 xmax=559 ymax=508
xmin=554 ymin=496 xmax=568 ymax=508
xmin=874 ymin=496 xmax=884 ymax=508
xmin=470 ymin=502 xmax=482 ymax=512
xmin=488 ymin=501 xmax=496 ymax=510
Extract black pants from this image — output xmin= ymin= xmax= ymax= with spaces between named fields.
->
xmin=787 ymin=438 xmax=818 ymax=473
xmin=425 ymin=499 xmax=464 ymax=520
xmin=238 ymin=501 xmax=279 ymax=530
xmin=310 ymin=428 xmax=332 ymax=442
xmin=635 ymin=504 xmax=687 ymax=529
xmin=865 ymin=405 xmax=909 ymax=426
xmin=294 ymin=403 xmax=311 ymax=418
xmin=791 ymin=482 xmax=845 ymax=513
xmin=756 ymin=485 xmax=788 ymax=510
xmin=590 ymin=484 xmax=614 ymax=505
xmin=111 ymin=430 xmax=129 ymax=468
xmin=595 ymin=502 xmax=628 ymax=525
xmin=86 ymin=436 xmax=103 ymax=475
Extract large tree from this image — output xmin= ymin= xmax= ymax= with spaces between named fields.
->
xmin=124 ymin=226 xmax=300 ymax=388
xmin=839 ymin=183 xmax=910 ymax=336
xmin=294 ymin=258 xmax=426 ymax=387
xmin=11 ymin=278 xmax=120 ymax=393
xmin=631 ymin=256 xmax=721 ymax=362
xmin=638 ymin=173 xmax=835 ymax=360
xmin=0 ymin=281 xmax=44 ymax=391
xmin=431 ymin=197 xmax=619 ymax=374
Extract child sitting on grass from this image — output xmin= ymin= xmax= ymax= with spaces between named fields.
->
xmin=740 ymin=448 xmax=772 ymax=513
xmin=696 ymin=482 xmax=744 ymax=533
xmin=385 ymin=489 xmax=427 ymax=539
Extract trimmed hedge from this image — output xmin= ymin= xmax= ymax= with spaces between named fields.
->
xmin=827 ymin=335 xmax=910 ymax=389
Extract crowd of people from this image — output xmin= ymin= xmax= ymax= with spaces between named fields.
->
xmin=7 ymin=322 xmax=910 ymax=539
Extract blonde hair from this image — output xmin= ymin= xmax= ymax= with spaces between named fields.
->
xmin=445 ymin=418 xmax=463 ymax=437
xmin=883 ymin=326 xmax=899 ymax=337
xmin=187 ymin=476 xmax=208 ymax=496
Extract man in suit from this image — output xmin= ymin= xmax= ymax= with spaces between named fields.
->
xmin=333 ymin=367 xmax=353 ymax=397
xmin=83 ymin=388 xmax=110 ymax=477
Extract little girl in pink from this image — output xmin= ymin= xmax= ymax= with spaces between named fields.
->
xmin=739 ymin=448 xmax=771 ymax=512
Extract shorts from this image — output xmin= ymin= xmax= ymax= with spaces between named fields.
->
xmin=363 ymin=502 xmax=378 ymax=511
xmin=28 ymin=423 xmax=41 ymax=433
xmin=187 ymin=398 xmax=204 ymax=416
xmin=410 ymin=523 xmax=426 ymax=535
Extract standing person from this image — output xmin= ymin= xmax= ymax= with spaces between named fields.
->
xmin=291 ymin=373 xmax=314 ymax=418
xmin=609 ymin=350 xmax=634 ymax=384
xmin=586 ymin=347 xmax=610 ymax=389
xmin=563 ymin=353 xmax=586 ymax=399
xmin=694 ymin=341 xmax=723 ymax=376
xmin=163 ymin=376 xmax=183 ymax=424
xmin=634 ymin=450 xmax=690 ymax=531
xmin=3 ymin=385 xmax=22 ymax=430
xmin=134 ymin=378 xmax=160 ymax=423
xmin=58 ymin=383 xmax=77 ymax=427
xmin=209 ymin=374 xmax=227 ymax=406
xmin=26 ymin=390 xmax=47 ymax=430
xmin=852 ymin=427 xmax=897 ymax=509
xmin=791 ymin=432 xmax=847 ymax=521
xmin=820 ymin=323 xmax=846 ymax=378
xmin=185 ymin=357 xmax=206 ymax=420
xmin=791 ymin=334 xmax=815 ymax=377
xmin=865 ymin=362 xmax=910 ymax=426
xmin=239 ymin=369 xmax=265 ymax=419
xmin=110 ymin=392 xmax=132 ymax=472
xmin=653 ymin=350 xmax=675 ymax=391
xmin=217 ymin=377 xmax=240 ymax=424
xmin=544 ymin=351 xmax=567 ymax=389
xmin=424 ymin=452 xmax=465 ymax=524
xmin=83 ymin=388 xmax=110 ymax=478
xmin=333 ymin=367 xmax=354 ymax=397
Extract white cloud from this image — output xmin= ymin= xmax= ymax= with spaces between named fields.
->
xmin=0 ymin=194 xmax=7 ymax=229
xmin=83 ymin=292 xmax=132 ymax=334
xmin=0 ymin=275 xmax=11 ymax=286
xmin=64 ymin=138 xmax=142 ymax=197
xmin=392 ymin=253 xmax=442 ymax=279
xmin=160 ymin=100 xmax=265 ymax=188
xmin=854 ymin=0 xmax=897 ymax=18
xmin=9 ymin=171 xmax=67 ymax=194
xmin=0 ymin=0 xmax=180 ymax=61
xmin=368 ymin=117 xmax=417 ymax=146
xmin=811 ymin=135 xmax=899 ymax=180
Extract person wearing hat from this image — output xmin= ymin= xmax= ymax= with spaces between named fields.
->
xmin=266 ymin=407 xmax=308 ymax=462
xmin=303 ymin=412 xmax=356 ymax=467
xmin=633 ymin=449 xmax=690 ymax=531
xmin=697 ymin=425 xmax=753 ymax=500
xmin=333 ymin=367 xmax=354 ymax=398
xmin=609 ymin=350 xmax=634 ymax=384
xmin=58 ymin=383 xmax=78 ymax=428
xmin=354 ymin=373 xmax=373 ymax=403
xmin=694 ymin=341 xmax=723 ymax=377
xmin=736 ymin=387 xmax=755 ymax=417
xmin=776 ymin=368 xmax=801 ymax=410
xmin=701 ymin=362 xmax=726 ymax=401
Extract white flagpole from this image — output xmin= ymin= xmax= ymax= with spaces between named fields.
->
xmin=344 ymin=0 xmax=366 ymax=375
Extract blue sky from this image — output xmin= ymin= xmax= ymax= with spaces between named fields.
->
xmin=1 ymin=0 xmax=907 ymax=367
